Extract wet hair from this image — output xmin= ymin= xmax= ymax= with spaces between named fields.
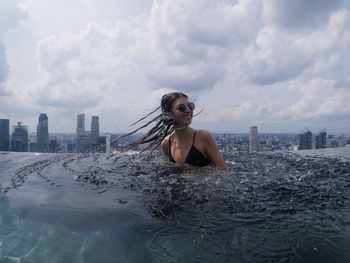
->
xmin=121 ymin=92 xmax=188 ymax=152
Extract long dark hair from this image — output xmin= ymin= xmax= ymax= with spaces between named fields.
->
xmin=121 ymin=92 xmax=188 ymax=151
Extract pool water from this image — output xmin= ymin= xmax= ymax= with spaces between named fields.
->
xmin=0 ymin=149 xmax=350 ymax=262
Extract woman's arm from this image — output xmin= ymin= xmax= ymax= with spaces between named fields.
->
xmin=201 ymin=130 xmax=226 ymax=168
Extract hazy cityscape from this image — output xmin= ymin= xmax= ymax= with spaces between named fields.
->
xmin=1 ymin=114 xmax=349 ymax=154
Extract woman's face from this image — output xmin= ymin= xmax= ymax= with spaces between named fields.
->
xmin=171 ymin=96 xmax=193 ymax=127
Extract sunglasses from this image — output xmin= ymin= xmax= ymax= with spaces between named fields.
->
xmin=175 ymin=102 xmax=195 ymax=112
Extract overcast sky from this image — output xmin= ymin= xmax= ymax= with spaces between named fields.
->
xmin=1 ymin=0 xmax=350 ymax=134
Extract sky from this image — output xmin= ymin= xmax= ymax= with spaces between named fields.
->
xmin=1 ymin=0 xmax=350 ymax=134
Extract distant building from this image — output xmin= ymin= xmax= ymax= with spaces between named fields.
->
xmin=76 ymin=113 xmax=87 ymax=153
xmin=76 ymin=113 xmax=85 ymax=137
xmin=0 ymin=119 xmax=10 ymax=151
xmin=29 ymin=142 xmax=37 ymax=152
xmin=327 ymin=134 xmax=338 ymax=148
xmin=91 ymin=116 xmax=99 ymax=143
xmin=37 ymin=113 xmax=49 ymax=152
xmin=266 ymin=136 xmax=273 ymax=146
xmin=338 ymin=135 xmax=347 ymax=147
xmin=50 ymin=139 xmax=58 ymax=152
xmin=67 ymin=141 xmax=76 ymax=153
xmin=249 ymin=126 xmax=258 ymax=153
xmin=315 ymin=131 xmax=327 ymax=149
xmin=298 ymin=131 xmax=312 ymax=150
xmin=77 ymin=132 xmax=90 ymax=153
xmin=11 ymin=122 xmax=28 ymax=152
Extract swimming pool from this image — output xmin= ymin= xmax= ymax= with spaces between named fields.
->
xmin=1 ymin=148 xmax=350 ymax=262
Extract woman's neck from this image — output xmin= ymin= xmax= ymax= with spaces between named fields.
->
xmin=173 ymin=125 xmax=192 ymax=138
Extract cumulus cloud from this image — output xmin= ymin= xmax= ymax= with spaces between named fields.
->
xmin=0 ymin=0 xmax=26 ymax=95
xmin=0 ymin=41 xmax=9 ymax=89
xmin=238 ymin=26 xmax=310 ymax=85
xmin=272 ymin=79 xmax=350 ymax=121
xmin=36 ymin=19 xmax=150 ymax=110
xmin=335 ymin=79 xmax=350 ymax=89
xmin=149 ymin=0 xmax=262 ymax=90
xmin=2 ymin=0 xmax=350 ymax=132
xmin=263 ymin=0 xmax=342 ymax=31
xmin=40 ymin=0 xmax=350 ymax=105
xmin=35 ymin=0 xmax=264 ymax=107
xmin=235 ymin=6 xmax=350 ymax=86
xmin=315 ymin=92 xmax=350 ymax=117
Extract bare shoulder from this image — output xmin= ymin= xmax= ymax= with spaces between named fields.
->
xmin=196 ymin=129 xmax=214 ymax=142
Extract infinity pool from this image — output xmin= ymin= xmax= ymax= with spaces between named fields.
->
xmin=0 ymin=149 xmax=350 ymax=262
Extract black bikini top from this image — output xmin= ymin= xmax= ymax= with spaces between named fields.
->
xmin=168 ymin=130 xmax=211 ymax=167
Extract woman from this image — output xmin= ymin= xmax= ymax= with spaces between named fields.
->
xmin=160 ymin=92 xmax=225 ymax=168
xmin=126 ymin=92 xmax=225 ymax=168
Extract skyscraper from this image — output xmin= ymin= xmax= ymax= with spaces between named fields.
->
xmin=0 ymin=119 xmax=10 ymax=151
xmin=91 ymin=116 xmax=99 ymax=143
xmin=37 ymin=113 xmax=49 ymax=152
xmin=76 ymin=113 xmax=86 ymax=153
xmin=316 ymin=131 xmax=327 ymax=149
xmin=249 ymin=126 xmax=258 ymax=153
xmin=298 ymin=131 xmax=312 ymax=150
xmin=12 ymin=122 xmax=28 ymax=152
xmin=77 ymin=133 xmax=90 ymax=153
xmin=76 ymin=113 xmax=85 ymax=137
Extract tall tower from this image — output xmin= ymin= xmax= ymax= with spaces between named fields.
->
xmin=76 ymin=113 xmax=85 ymax=137
xmin=12 ymin=122 xmax=28 ymax=152
xmin=0 ymin=119 xmax=10 ymax=151
xmin=304 ymin=131 xmax=312 ymax=149
xmin=37 ymin=113 xmax=49 ymax=152
xmin=91 ymin=116 xmax=99 ymax=142
xmin=299 ymin=130 xmax=312 ymax=150
xmin=249 ymin=126 xmax=258 ymax=153
xmin=316 ymin=131 xmax=327 ymax=149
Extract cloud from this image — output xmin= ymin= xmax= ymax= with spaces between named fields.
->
xmin=148 ymin=0 xmax=263 ymax=90
xmin=39 ymin=0 xmax=349 ymax=104
xmin=334 ymin=79 xmax=350 ymax=89
xmin=0 ymin=0 xmax=26 ymax=94
xmin=235 ymin=8 xmax=350 ymax=85
xmin=0 ymin=0 xmax=26 ymax=35
xmin=273 ymin=79 xmax=350 ymax=120
xmin=2 ymin=0 xmax=350 ymax=133
xmin=0 ymin=41 xmax=9 ymax=85
xmin=35 ymin=0 xmax=264 ymax=107
xmin=238 ymin=26 xmax=310 ymax=85
xmin=263 ymin=0 xmax=342 ymax=31
xmin=36 ymin=20 xmax=150 ymax=110
xmin=315 ymin=92 xmax=350 ymax=117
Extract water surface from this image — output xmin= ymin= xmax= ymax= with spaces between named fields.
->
xmin=1 ymin=149 xmax=350 ymax=262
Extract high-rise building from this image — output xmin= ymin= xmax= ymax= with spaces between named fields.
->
xmin=50 ymin=138 xmax=58 ymax=152
xmin=249 ymin=126 xmax=258 ymax=153
xmin=29 ymin=142 xmax=37 ymax=152
xmin=37 ymin=113 xmax=49 ymax=152
xmin=298 ymin=131 xmax=312 ymax=150
xmin=77 ymin=132 xmax=90 ymax=153
xmin=12 ymin=122 xmax=28 ymax=152
xmin=91 ymin=116 xmax=99 ymax=143
xmin=76 ymin=113 xmax=88 ymax=153
xmin=0 ymin=119 xmax=10 ymax=151
xmin=316 ymin=131 xmax=327 ymax=149
xmin=266 ymin=136 xmax=273 ymax=146
xmin=76 ymin=113 xmax=85 ymax=136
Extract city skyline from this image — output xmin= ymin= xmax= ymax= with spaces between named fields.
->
xmin=1 ymin=115 xmax=348 ymax=153
xmin=0 ymin=1 xmax=350 ymax=134
xmin=1 ymin=115 xmax=348 ymax=136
